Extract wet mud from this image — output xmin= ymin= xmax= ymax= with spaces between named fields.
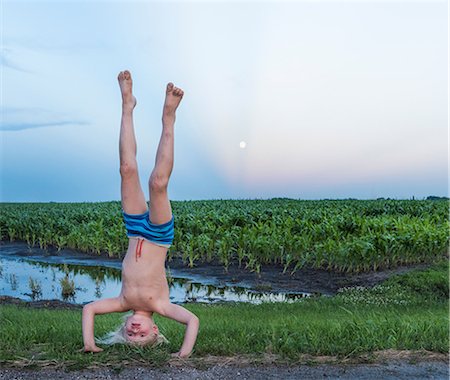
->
xmin=0 ymin=241 xmax=434 ymax=299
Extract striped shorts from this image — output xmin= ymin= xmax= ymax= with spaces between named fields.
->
xmin=122 ymin=209 xmax=174 ymax=248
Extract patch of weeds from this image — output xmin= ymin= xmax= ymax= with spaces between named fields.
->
xmin=100 ymin=343 xmax=170 ymax=368
xmin=60 ymin=275 xmax=76 ymax=300
xmin=335 ymin=283 xmax=415 ymax=306
xmin=28 ymin=277 xmax=43 ymax=300
xmin=254 ymin=282 xmax=273 ymax=292
xmin=383 ymin=261 xmax=449 ymax=301
xmin=27 ymin=343 xmax=49 ymax=360
xmin=8 ymin=274 xmax=18 ymax=290
xmin=94 ymin=276 xmax=103 ymax=298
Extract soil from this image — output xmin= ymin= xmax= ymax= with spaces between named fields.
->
xmin=166 ymin=256 xmax=433 ymax=296
xmin=0 ymin=351 xmax=448 ymax=380
xmin=0 ymin=241 xmax=437 ymax=297
xmin=0 ymin=295 xmax=82 ymax=309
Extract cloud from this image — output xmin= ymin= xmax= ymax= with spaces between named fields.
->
xmin=1 ymin=120 xmax=89 ymax=131
xmin=1 ymin=107 xmax=89 ymax=131
xmin=4 ymin=37 xmax=112 ymax=54
xmin=0 ymin=48 xmax=31 ymax=73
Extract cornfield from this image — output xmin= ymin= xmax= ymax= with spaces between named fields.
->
xmin=0 ymin=199 xmax=448 ymax=274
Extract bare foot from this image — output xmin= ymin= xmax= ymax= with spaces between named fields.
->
xmin=118 ymin=70 xmax=137 ymax=111
xmin=163 ymin=82 xmax=184 ymax=122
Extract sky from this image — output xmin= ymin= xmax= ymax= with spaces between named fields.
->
xmin=1 ymin=0 xmax=448 ymax=202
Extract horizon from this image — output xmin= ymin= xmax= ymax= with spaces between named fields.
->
xmin=0 ymin=195 xmax=447 ymax=204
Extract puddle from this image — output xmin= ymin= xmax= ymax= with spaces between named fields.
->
xmin=0 ymin=244 xmax=313 ymax=305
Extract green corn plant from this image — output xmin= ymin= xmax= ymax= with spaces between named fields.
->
xmin=0 ymin=199 xmax=448 ymax=274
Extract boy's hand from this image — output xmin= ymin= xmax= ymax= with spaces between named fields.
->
xmin=171 ymin=350 xmax=192 ymax=359
xmin=157 ymin=303 xmax=199 ymax=358
xmin=81 ymin=297 xmax=125 ymax=356
xmin=79 ymin=345 xmax=104 ymax=353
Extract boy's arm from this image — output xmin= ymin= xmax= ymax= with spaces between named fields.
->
xmin=158 ymin=302 xmax=199 ymax=358
xmin=82 ymin=296 xmax=126 ymax=352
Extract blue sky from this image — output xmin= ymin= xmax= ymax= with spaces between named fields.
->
xmin=1 ymin=0 xmax=448 ymax=202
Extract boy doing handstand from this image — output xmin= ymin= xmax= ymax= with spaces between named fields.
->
xmin=81 ymin=70 xmax=199 ymax=358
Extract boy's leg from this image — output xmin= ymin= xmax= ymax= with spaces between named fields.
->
xmin=148 ymin=83 xmax=184 ymax=224
xmin=118 ymin=70 xmax=148 ymax=215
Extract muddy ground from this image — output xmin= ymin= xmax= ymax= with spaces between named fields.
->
xmin=165 ymin=256 xmax=433 ymax=296
xmin=0 ymin=241 xmax=437 ymax=296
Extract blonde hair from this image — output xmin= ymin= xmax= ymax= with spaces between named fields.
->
xmin=95 ymin=312 xmax=169 ymax=347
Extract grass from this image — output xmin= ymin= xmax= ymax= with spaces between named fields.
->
xmin=0 ymin=259 xmax=448 ymax=369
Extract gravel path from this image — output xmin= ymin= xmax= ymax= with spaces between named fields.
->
xmin=1 ymin=360 xmax=449 ymax=380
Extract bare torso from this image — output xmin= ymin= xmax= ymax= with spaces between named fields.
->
xmin=119 ymin=238 xmax=170 ymax=311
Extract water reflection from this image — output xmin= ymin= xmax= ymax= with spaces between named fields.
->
xmin=27 ymin=277 xmax=42 ymax=300
xmin=8 ymin=273 xmax=18 ymax=291
xmin=94 ymin=276 xmax=103 ymax=298
xmin=0 ymin=255 xmax=313 ymax=305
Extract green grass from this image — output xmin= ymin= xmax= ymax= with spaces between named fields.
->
xmin=1 ymin=259 xmax=448 ymax=368
xmin=382 ymin=259 xmax=449 ymax=301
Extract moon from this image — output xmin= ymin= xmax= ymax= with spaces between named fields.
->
xmin=239 ymin=141 xmax=247 ymax=149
